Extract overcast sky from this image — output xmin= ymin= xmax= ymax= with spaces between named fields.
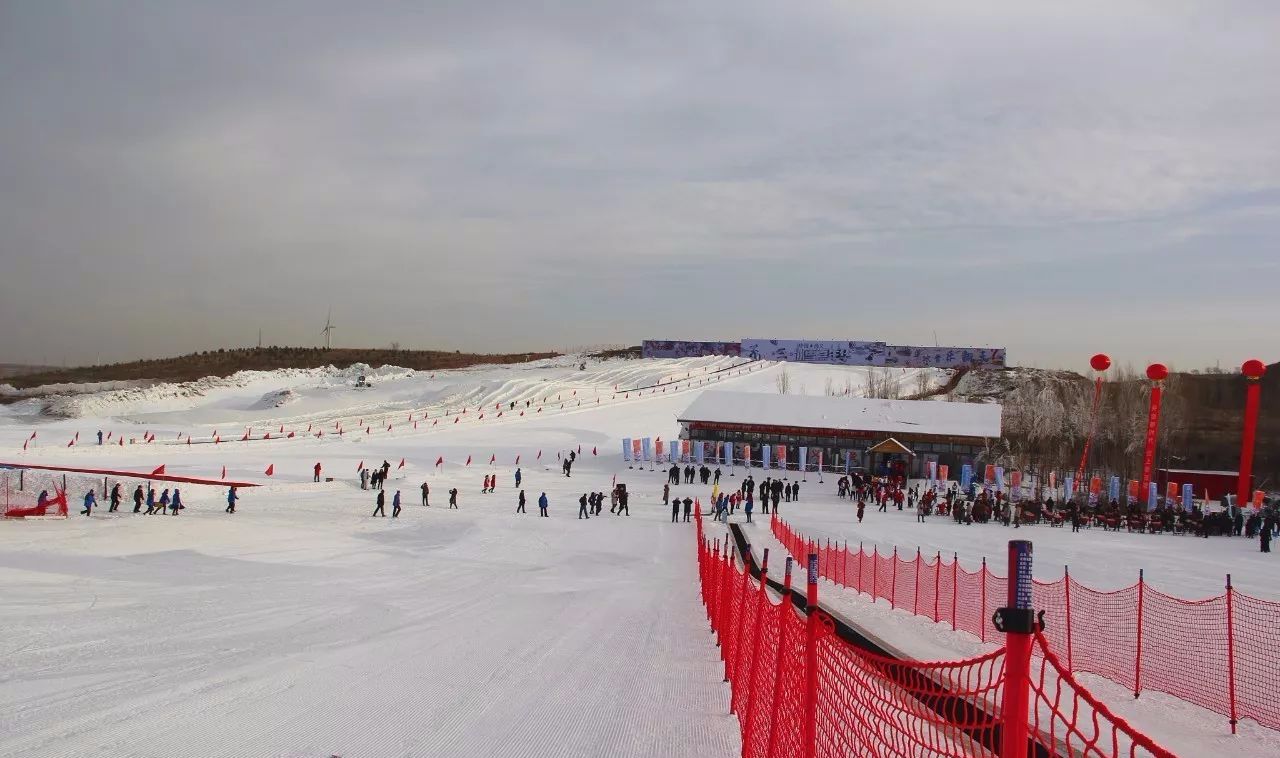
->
xmin=1 ymin=2 xmax=1277 ymax=371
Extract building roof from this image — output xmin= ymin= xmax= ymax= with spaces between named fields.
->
xmin=867 ymin=437 xmax=915 ymax=455
xmin=678 ymin=391 xmax=1002 ymax=439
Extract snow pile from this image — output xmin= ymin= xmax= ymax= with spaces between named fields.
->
xmin=255 ymin=388 xmax=301 ymax=409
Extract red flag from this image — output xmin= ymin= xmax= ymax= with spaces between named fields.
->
xmin=515 ymin=455 xmax=521 ymax=465
xmin=387 ymin=424 xmax=392 ymax=431
xmin=221 ymin=466 xmax=226 ymax=479
xmin=365 ymin=427 xmax=370 ymax=434
xmin=119 ymin=437 xmax=124 ymax=447
xmin=414 ymin=422 xmax=418 ymax=429
xmin=433 ymin=420 xmax=438 ymax=426
xmin=265 ymin=464 xmax=274 ymax=476
xmin=537 ymin=450 xmax=542 ymax=460
xmin=592 ymin=446 xmax=597 ymax=456
xmin=577 ymin=445 xmax=581 ymax=455
xmin=67 ymin=439 xmax=75 ymax=447
xmin=537 ymin=408 xmax=542 ymax=413
xmin=215 ymin=436 xmax=221 ymax=444
xmin=279 ymin=425 xmax=284 ymax=433
xmin=23 ymin=440 xmax=27 ymax=451
xmin=490 ymin=454 xmax=496 ymax=464
xmin=242 ymin=432 xmax=250 ymax=441
xmin=497 ymin=412 xmax=503 ymax=418
xmin=151 ymin=465 xmax=166 ymax=476
xmin=479 ymin=414 xmax=484 ymax=420
xmin=398 ymin=458 xmax=405 ymax=469
xmin=187 ymin=437 xmax=191 ymax=446
xmin=454 ymin=417 xmax=459 ymax=424
xmin=264 ymin=433 xmax=271 ymax=440
xmin=435 ymin=456 xmax=443 ymax=467
xmin=287 ymin=432 xmax=295 ymax=438
xmin=465 ymin=455 xmax=472 ymax=466
xmin=75 ymin=431 xmax=79 ymax=441
xmin=107 ymin=431 xmax=112 ymax=440
xmin=519 ymin=411 xmax=524 ymax=416
xmin=29 ymin=431 xmax=36 ymax=440
xmin=357 ymin=461 xmax=364 ymax=471
xmin=213 ymin=430 xmax=218 ymax=438
xmin=307 ymin=424 xmax=312 ymax=432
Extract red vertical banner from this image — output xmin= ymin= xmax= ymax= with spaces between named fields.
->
xmin=938 ymin=464 xmax=949 ymax=482
xmin=984 ymin=464 xmax=996 ymax=485
xmin=1139 ymin=371 xmax=1165 ymax=501
xmin=776 ymin=445 xmax=787 ymax=469
xmin=1128 ymin=479 xmax=1140 ymax=502
xmin=632 ymin=439 xmax=642 ymax=460
xmin=1237 ymin=361 xmax=1266 ymax=508
xmin=1166 ymin=481 xmax=1178 ymax=502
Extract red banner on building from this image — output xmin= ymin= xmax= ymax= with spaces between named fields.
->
xmin=1139 ymin=385 xmax=1163 ymax=500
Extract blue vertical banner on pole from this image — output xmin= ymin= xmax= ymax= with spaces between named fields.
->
xmin=762 ymin=445 xmax=772 ymax=469
xmin=995 ymin=466 xmax=1005 ymax=493
xmin=961 ymin=464 xmax=973 ymax=490
xmin=1063 ymin=474 xmax=1074 ymax=502
xmin=622 ymin=439 xmax=632 ymax=462
xmin=844 ymin=451 xmax=851 ymax=474
xmin=1182 ymin=483 xmax=1193 ymax=510
xmin=695 ymin=441 xmax=705 ymax=465
xmin=641 ymin=437 xmax=652 ymax=462
xmin=798 ymin=447 xmax=808 ymax=473
xmin=1147 ymin=482 xmax=1158 ymax=511
xmin=1109 ymin=476 xmax=1121 ymax=503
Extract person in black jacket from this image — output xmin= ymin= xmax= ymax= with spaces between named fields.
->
xmin=517 ymin=490 xmax=526 ymax=513
xmin=671 ymin=496 xmax=681 ymax=523
xmin=372 ymin=490 xmax=386 ymax=517
xmin=579 ymin=493 xmax=591 ymax=519
xmin=133 ymin=485 xmax=145 ymax=513
xmin=448 ymin=488 xmax=459 ymax=509
xmin=109 ymin=483 xmax=122 ymax=513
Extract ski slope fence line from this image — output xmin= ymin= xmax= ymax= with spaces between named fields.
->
xmin=695 ymin=511 xmax=1177 ymax=758
xmin=771 ymin=517 xmax=1280 ymax=735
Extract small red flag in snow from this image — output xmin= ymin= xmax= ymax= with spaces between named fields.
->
xmin=265 ymin=464 xmax=274 ymax=476
xmin=221 ymin=466 xmax=226 ymax=479
xmin=592 ymin=446 xmax=597 ymax=456
xmin=479 ymin=414 xmax=484 ymax=420
xmin=398 ymin=458 xmax=405 ymax=469
xmin=67 ymin=439 xmax=75 ymax=447
xmin=264 ymin=433 xmax=271 ymax=440
xmin=29 ymin=431 xmax=36 ymax=440
xmin=307 ymin=424 xmax=312 ymax=432
xmin=187 ymin=437 xmax=191 ymax=446
xmin=357 ymin=461 xmax=364 ymax=471
xmin=242 ymin=432 xmax=250 ymax=441
xmin=75 ymin=431 xmax=80 ymax=441
xmin=433 ymin=420 xmax=438 ymax=426
xmin=465 ymin=455 xmax=472 ymax=466
xmin=23 ymin=440 xmax=28 ymax=451
xmin=454 ymin=417 xmax=459 ymax=424
xmin=537 ymin=408 xmax=542 ymax=413
xmin=107 ymin=431 xmax=112 ymax=440
xmin=414 ymin=422 xmax=418 ymax=429
xmin=387 ymin=424 xmax=392 ymax=431
xmin=497 ymin=412 xmax=502 ymax=418
xmin=119 ymin=437 xmax=124 ymax=447
xmin=435 ymin=456 xmax=443 ymax=467
xmin=489 ymin=454 xmax=496 ymax=464
xmin=515 ymin=455 xmax=520 ymax=465
xmin=215 ymin=436 xmax=221 ymax=444
xmin=365 ymin=427 xmax=370 ymax=434
xmin=287 ymin=432 xmax=295 ymax=438
xmin=537 ymin=450 xmax=542 ymax=460
xmin=279 ymin=425 xmax=284 ymax=434
xmin=519 ymin=411 xmax=524 ymax=416
xmin=152 ymin=465 xmax=166 ymax=476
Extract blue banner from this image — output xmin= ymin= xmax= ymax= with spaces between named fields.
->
xmin=1109 ymin=476 xmax=1121 ymax=503
xmin=1148 ymin=482 xmax=1158 ymax=511
xmin=798 ymin=447 xmax=808 ymax=472
xmin=995 ymin=466 xmax=1005 ymax=493
xmin=761 ymin=445 xmax=772 ymax=469
xmin=695 ymin=441 xmax=705 ymax=465
xmin=622 ymin=439 xmax=632 ymax=462
xmin=1064 ymin=474 xmax=1073 ymax=501
xmin=1182 ymin=483 xmax=1194 ymax=511
xmin=961 ymin=464 xmax=973 ymax=490
xmin=641 ymin=437 xmax=652 ymax=462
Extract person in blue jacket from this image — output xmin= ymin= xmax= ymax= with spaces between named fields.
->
xmin=80 ymin=489 xmax=96 ymax=516
xmin=538 ymin=492 xmax=549 ymax=517
xmin=225 ymin=486 xmax=239 ymax=514
xmin=515 ymin=468 xmax=522 ymax=488
xmin=170 ymin=489 xmax=183 ymax=515
xmin=157 ymin=488 xmax=171 ymax=515
xmin=744 ymin=495 xmax=754 ymax=523
xmin=144 ymin=487 xmax=157 ymax=514
xmin=391 ymin=490 xmax=402 ymax=518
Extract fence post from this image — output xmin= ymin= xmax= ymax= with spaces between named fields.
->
xmin=743 ymin=549 xmax=770 ymax=729
xmin=913 ymin=547 xmax=922 ymax=616
xmin=933 ymin=551 xmax=941 ymax=622
xmin=841 ymin=540 xmax=848 ymax=586
xmin=730 ymin=543 xmax=753 ymax=689
xmin=803 ymin=552 xmax=820 ymax=758
xmin=980 ymin=556 xmax=988 ymax=643
xmin=872 ymin=545 xmax=879 ymax=603
xmin=1064 ymin=565 xmax=1073 ymax=671
xmin=951 ymin=553 xmax=958 ymax=631
xmin=997 ymin=540 xmax=1035 ymax=758
xmin=890 ymin=546 xmax=898 ymax=609
xmin=1134 ymin=569 xmax=1144 ymax=698
xmin=766 ymin=558 xmax=794 ymax=758
xmin=857 ymin=542 xmax=864 ymax=594
xmin=1227 ymin=574 xmax=1238 ymax=735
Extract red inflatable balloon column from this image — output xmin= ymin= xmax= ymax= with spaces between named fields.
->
xmin=1138 ymin=363 xmax=1169 ymax=505
xmin=1238 ymin=359 xmax=1267 ymax=509
xmin=1075 ymin=354 xmax=1112 ymax=487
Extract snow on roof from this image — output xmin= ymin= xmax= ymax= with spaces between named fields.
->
xmin=678 ymin=391 xmax=1001 ymax=439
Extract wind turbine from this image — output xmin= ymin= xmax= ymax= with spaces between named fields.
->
xmin=321 ymin=309 xmax=336 ymax=349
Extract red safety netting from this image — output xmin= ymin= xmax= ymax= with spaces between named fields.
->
xmin=699 ymin=511 xmax=1177 ymax=758
xmin=2 ymin=471 xmax=69 ymax=518
xmin=771 ymin=516 xmax=1279 ymax=734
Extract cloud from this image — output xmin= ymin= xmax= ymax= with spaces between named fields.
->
xmin=0 ymin=1 xmax=1278 ymax=368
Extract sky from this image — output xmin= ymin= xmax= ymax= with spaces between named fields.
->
xmin=1 ymin=1 xmax=1278 ymax=371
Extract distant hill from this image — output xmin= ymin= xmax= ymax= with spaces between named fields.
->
xmin=0 ymin=363 xmax=60 ymax=379
xmin=2 ymin=347 xmax=559 ymax=391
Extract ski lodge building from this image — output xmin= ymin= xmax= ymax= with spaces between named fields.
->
xmin=676 ymin=391 xmax=1002 ymax=478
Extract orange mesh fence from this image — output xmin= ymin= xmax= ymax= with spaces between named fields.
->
xmin=771 ymin=516 xmax=1278 ymax=734
xmin=698 ymin=519 xmax=1179 ymax=758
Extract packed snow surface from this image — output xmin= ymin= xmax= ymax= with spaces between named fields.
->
xmin=0 ymin=355 xmax=1269 ymax=756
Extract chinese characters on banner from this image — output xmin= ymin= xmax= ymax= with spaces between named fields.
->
xmin=741 ymin=339 xmax=888 ymax=365
xmin=641 ymin=340 xmax=742 ymax=358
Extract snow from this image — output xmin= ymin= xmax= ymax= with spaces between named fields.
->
xmin=0 ymin=356 xmax=1270 ymax=756
xmin=677 ymin=390 xmax=1002 ymax=438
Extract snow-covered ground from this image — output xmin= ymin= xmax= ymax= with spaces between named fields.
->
xmin=0 ymin=356 xmax=1268 ymax=756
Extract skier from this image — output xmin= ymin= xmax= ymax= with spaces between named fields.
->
xmin=538 ymin=492 xmax=549 ymax=517
xmin=515 ymin=468 xmax=522 ymax=488
xmin=314 ymin=462 xmax=322 ymax=482
xmin=109 ymin=483 xmax=122 ymax=513
xmin=171 ymin=489 xmax=183 ymax=514
xmin=80 ymin=489 xmax=96 ymax=516
xmin=448 ymin=488 xmax=459 ymax=509
xmin=392 ymin=490 xmax=402 ymax=518
xmin=517 ymin=490 xmax=526 ymax=513
xmin=133 ymin=485 xmax=144 ymax=513
xmin=225 ymin=486 xmax=239 ymax=514
xmin=421 ymin=481 xmax=430 ymax=506
xmin=682 ymin=496 xmax=692 ymax=523
xmin=372 ymin=490 xmax=386 ymax=517
xmin=579 ymin=493 xmax=591 ymax=520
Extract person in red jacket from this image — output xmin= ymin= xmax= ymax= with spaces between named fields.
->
xmin=314 ymin=462 xmax=322 ymax=482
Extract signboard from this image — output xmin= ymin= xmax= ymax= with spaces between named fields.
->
xmin=741 ymin=339 xmax=888 ymax=366
xmin=884 ymin=345 xmax=1007 ymax=369
xmin=642 ymin=340 xmax=741 ymax=359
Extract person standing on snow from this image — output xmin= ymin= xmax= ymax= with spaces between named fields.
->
xmin=145 ymin=487 xmax=157 ymax=515
xmin=97 ymin=430 xmax=103 ymax=445
xmin=663 ymin=483 xmax=670 ymax=506
xmin=80 ymin=489 xmax=96 ymax=516
xmin=671 ymin=495 xmax=681 ymax=523
xmin=682 ymin=497 xmax=692 ymax=523
xmin=421 ymin=481 xmax=430 ymax=506
xmin=714 ymin=467 xmax=721 ymax=485
xmin=578 ymin=493 xmax=590 ymax=519
xmin=360 ymin=468 xmax=370 ymax=490
xmin=744 ymin=495 xmax=754 ymax=523
xmin=314 ymin=462 xmax=322 ymax=482
xmin=517 ymin=490 xmax=526 ymax=513
xmin=157 ymin=489 xmax=171 ymax=515
xmin=171 ymin=489 xmax=183 ymax=514
xmin=392 ymin=490 xmax=402 ymax=518
xmin=109 ymin=483 xmax=122 ymax=513
xmin=617 ymin=490 xmax=629 ymax=516
xmin=448 ymin=488 xmax=458 ymax=509
xmin=372 ymin=490 xmax=386 ymax=517
xmin=515 ymin=468 xmax=522 ymax=488
xmin=538 ymin=492 xmax=549 ymax=517
xmin=225 ymin=487 xmax=239 ymax=514
xmin=133 ymin=485 xmax=145 ymax=513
